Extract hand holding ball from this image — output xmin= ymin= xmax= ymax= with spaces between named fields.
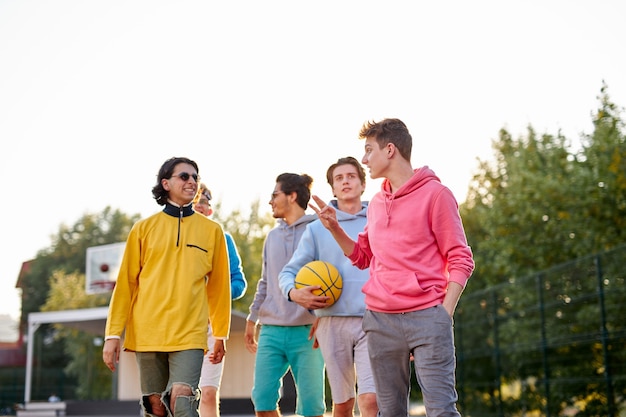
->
xmin=294 ymin=261 xmax=343 ymax=307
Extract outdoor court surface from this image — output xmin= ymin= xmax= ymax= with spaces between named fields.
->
xmin=62 ymin=404 xmax=428 ymax=416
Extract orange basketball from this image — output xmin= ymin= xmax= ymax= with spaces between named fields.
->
xmin=294 ymin=261 xmax=343 ymax=306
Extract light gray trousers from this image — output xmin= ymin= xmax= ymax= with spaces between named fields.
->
xmin=362 ymin=306 xmax=461 ymax=417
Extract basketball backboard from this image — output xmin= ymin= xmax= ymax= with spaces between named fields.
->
xmin=85 ymin=242 xmax=125 ymax=294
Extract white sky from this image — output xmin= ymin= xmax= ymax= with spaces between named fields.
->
xmin=1 ymin=0 xmax=625 ymax=322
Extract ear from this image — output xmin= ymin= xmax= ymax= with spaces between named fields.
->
xmin=387 ymin=143 xmax=395 ymax=158
xmin=161 ymin=178 xmax=171 ymax=192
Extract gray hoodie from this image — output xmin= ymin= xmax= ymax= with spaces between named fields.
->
xmin=247 ymin=213 xmax=317 ymax=326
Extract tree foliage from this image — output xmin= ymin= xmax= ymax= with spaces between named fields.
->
xmin=576 ymin=83 xmax=626 ymax=251
xmin=20 ymin=207 xmax=140 ymax=329
xmin=462 ymin=83 xmax=625 ymax=287
xmin=41 ymin=271 xmax=112 ymax=399
xmin=19 ymin=207 xmax=139 ymax=400
xmin=212 ymin=199 xmax=276 ymax=313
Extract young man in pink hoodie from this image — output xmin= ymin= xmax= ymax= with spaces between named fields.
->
xmin=311 ymin=118 xmax=474 ymax=417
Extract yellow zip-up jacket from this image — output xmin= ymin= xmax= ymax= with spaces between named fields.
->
xmin=105 ymin=204 xmax=231 ymax=352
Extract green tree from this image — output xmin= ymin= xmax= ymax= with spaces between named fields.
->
xmin=457 ymin=85 xmax=626 ymax=415
xmin=41 ymin=271 xmax=112 ymax=399
xmin=573 ymin=82 xmax=626 ymax=254
xmin=461 ymin=126 xmax=578 ymax=286
xmin=463 ymin=83 xmax=625 ymax=281
xmin=19 ymin=207 xmax=139 ymax=400
xmin=212 ymin=199 xmax=276 ymax=313
xmin=20 ymin=207 xmax=139 ymax=329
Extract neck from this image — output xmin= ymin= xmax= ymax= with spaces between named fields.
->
xmin=167 ymin=198 xmax=192 ymax=207
xmin=387 ymin=161 xmax=415 ymax=193
xmin=336 ymin=198 xmax=362 ymax=214
xmin=283 ymin=207 xmax=306 ymax=226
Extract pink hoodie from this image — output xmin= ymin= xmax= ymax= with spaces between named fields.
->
xmin=349 ymin=166 xmax=474 ymax=313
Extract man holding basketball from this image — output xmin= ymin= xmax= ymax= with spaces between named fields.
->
xmin=310 ymin=119 xmax=474 ymax=417
xmin=279 ymin=157 xmax=378 ymax=417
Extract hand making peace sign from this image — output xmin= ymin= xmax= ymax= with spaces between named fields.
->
xmin=309 ymin=195 xmax=339 ymax=231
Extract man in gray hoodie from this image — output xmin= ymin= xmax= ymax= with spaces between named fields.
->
xmin=245 ymin=173 xmax=326 ymax=417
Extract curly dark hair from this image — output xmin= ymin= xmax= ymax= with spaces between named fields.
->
xmin=151 ymin=157 xmax=199 ymax=206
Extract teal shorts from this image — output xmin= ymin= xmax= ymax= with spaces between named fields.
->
xmin=251 ymin=325 xmax=326 ymax=416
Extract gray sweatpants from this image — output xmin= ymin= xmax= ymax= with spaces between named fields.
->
xmin=362 ymin=306 xmax=461 ymax=417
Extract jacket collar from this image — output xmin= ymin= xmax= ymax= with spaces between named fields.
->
xmin=163 ymin=201 xmax=195 ymax=218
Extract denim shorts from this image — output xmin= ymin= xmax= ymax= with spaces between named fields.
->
xmin=135 ymin=350 xmax=204 ymax=395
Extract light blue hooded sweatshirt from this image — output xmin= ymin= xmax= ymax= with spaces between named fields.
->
xmin=279 ymin=200 xmax=369 ymax=317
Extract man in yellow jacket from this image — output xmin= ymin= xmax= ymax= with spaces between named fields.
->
xmin=103 ymin=156 xmax=231 ymax=417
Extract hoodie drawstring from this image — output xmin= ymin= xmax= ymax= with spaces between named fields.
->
xmin=385 ymin=195 xmax=394 ymax=226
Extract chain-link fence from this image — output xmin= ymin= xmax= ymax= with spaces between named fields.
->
xmin=455 ymin=244 xmax=626 ymax=416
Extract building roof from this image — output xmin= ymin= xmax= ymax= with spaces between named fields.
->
xmin=28 ymin=307 xmax=249 ymax=335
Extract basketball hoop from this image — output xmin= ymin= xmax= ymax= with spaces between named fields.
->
xmin=85 ymin=242 xmax=125 ymax=295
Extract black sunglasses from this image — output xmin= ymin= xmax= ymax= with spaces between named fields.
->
xmin=171 ymin=172 xmax=200 ymax=182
